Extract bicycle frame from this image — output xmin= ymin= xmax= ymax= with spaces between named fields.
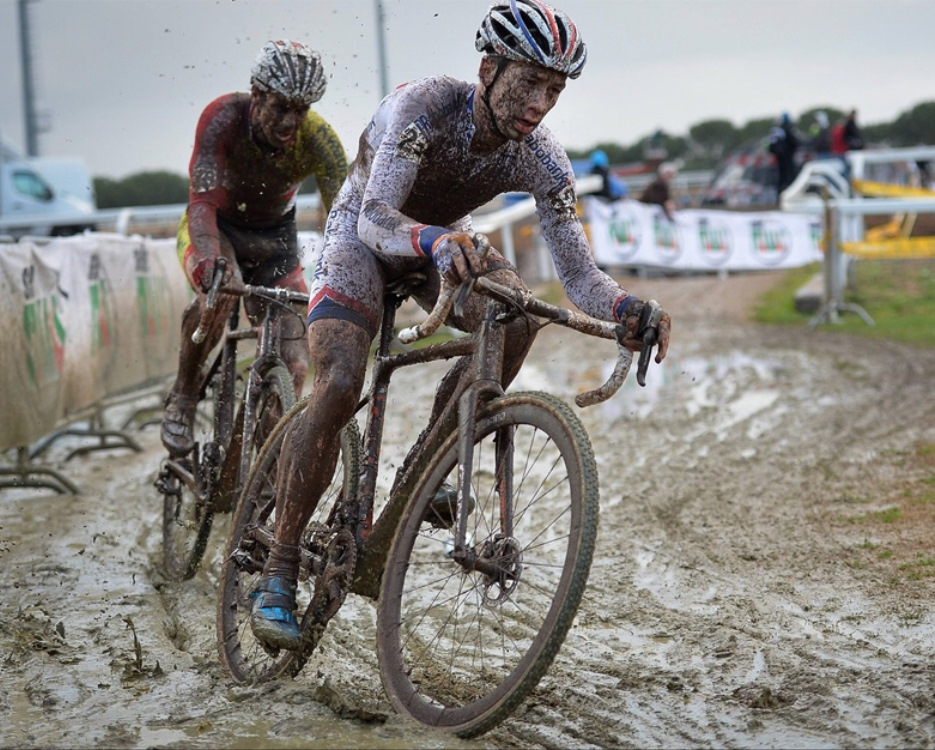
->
xmin=162 ymin=283 xmax=305 ymax=513
xmin=347 ymin=275 xmax=629 ymax=600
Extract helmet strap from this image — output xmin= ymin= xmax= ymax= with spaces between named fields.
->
xmin=481 ymin=57 xmax=510 ymax=141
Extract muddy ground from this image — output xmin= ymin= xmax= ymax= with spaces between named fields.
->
xmin=2 ymin=269 xmax=935 ymax=749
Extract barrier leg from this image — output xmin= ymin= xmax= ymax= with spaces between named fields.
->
xmin=0 ymin=447 xmax=80 ymax=494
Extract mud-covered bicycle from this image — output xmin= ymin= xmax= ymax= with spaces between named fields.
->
xmin=155 ymin=258 xmax=308 ymax=582
xmin=216 ymin=235 xmax=662 ymax=737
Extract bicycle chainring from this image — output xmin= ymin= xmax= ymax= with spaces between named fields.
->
xmin=296 ymin=527 xmax=357 ymax=657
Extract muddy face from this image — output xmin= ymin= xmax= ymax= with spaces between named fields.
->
xmin=250 ymin=91 xmax=308 ymax=151
xmin=480 ymin=59 xmax=567 ymax=141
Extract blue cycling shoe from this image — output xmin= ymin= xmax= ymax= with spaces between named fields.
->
xmin=249 ymin=574 xmax=302 ymax=651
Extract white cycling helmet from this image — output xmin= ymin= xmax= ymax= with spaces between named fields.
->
xmin=475 ymin=0 xmax=587 ymax=79
xmin=250 ymin=40 xmax=326 ymax=105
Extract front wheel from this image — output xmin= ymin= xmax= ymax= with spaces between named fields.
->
xmin=214 ymin=364 xmax=297 ymax=515
xmin=216 ymin=397 xmax=360 ymax=684
xmin=376 ymin=391 xmax=600 ymax=738
xmin=158 ymin=376 xmax=219 ymax=582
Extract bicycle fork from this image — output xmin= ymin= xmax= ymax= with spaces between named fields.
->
xmin=449 ymin=300 xmax=518 ymax=583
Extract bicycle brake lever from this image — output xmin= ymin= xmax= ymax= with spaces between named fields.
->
xmin=452 ymin=234 xmax=491 ymax=318
xmin=192 ymin=257 xmax=228 ymax=344
xmin=453 ymin=277 xmax=474 ymax=318
xmin=636 ymin=299 xmax=662 ymax=387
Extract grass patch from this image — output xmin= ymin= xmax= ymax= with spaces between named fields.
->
xmin=753 ymin=258 xmax=935 ymax=349
xmin=840 ymin=442 xmax=935 ymax=586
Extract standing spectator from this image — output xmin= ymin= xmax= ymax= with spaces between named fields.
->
xmin=589 ymin=149 xmax=628 ymax=202
xmin=843 ymin=109 xmax=865 ymax=151
xmin=809 ymin=111 xmax=831 ymax=159
xmin=767 ymin=112 xmax=799 ymax=197
xmin=638 ymin=161 xmax=678 ymax=220
xmin=830 ymin=117 xmax=848 ymax=156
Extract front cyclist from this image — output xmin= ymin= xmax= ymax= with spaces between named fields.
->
xmin=250 ymin=0 xmax=672 ymax=650
xmin=160 ymin=40 xmax=347 ymax=457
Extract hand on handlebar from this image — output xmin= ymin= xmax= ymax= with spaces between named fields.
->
xmin=193 ymin=255 xmax=233 ymax=293
xmin=431 ymin=232 xmax=487 ymax=286
xmin=616 ymin=298 xmax=671 ymax=386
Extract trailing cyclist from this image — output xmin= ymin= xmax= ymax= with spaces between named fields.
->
xmin=249 ymin=0 xmax=672 ymax=650
xmin=160 ymin=40 xmax=348 ymax=458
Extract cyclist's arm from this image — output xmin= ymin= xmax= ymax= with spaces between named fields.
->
xmin=541 ymin=209 xmax=636 ymax=324
xmin=184 ymin=96 xmax=234 ymax=289
xmin=303 ymin=110 xmax=348 ymax=213
xmin=528 ymin=147 xmax=636 ymax=325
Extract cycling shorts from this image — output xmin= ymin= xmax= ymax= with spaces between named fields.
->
xmin=176 ymin=207 xmax=308 ymax=293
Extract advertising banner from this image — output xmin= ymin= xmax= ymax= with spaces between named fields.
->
xmin=584 ymin=197 xmax=824 ymax=271
xmin=0 ymin=235 xmax=188 ymax=451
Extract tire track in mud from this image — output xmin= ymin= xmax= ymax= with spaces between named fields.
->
xmin=485 ymin=313 xmax=935 ymax=749
xmin=4 ymin=273 xmax=935 ymax=749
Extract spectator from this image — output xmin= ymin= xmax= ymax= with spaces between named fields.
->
xmin=830 ymin=117 xmax=848 ymax=156
xmin=767 ymin=112 xmax=799 ymax=197
xmin=589 ymin=149 xmax=628 ymax=202
xmin=638 ymin=161 xmax=678 ymax=220
xmin=915 ymin=160 xmax=932 ymax=190
xmin=843 ymin=109 xmax=865 ymax=151
xmin=809 ymin=111 xmax=831 ymax=159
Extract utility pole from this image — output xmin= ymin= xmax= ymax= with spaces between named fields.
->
xmin=19 ymin=0 xmax=40 ymax=156
xmin=375 ymin=0 xmax=389 ymax=100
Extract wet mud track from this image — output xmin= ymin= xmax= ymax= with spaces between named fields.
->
xmin=2 ymin=271 xmax=935 ymax=749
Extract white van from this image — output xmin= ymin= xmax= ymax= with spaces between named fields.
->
xmin=0 ymin=156 xmax=98 ymax=239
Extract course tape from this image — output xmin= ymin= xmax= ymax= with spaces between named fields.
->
xmin=841 ymin=236 xmax=935 ymax=258
xmin=852 ymin=179 xmax=935 ymax=198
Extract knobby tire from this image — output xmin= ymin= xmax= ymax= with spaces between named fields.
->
xmin=216 ymin=397 xmax=360 ymax=684
xmin=376 ymin=391 xmax=600 ymax=738
xmin=160 ymin=373 xmax=221 ymax=582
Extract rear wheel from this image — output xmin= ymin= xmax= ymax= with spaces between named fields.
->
xmin=216 ymin=398 xmax=360 ymax=684
xmin=377 ymin=391 xmax=599 ymax=737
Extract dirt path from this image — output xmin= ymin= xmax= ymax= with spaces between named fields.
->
xmin=2 ymin=270 xmax=935 ymax=749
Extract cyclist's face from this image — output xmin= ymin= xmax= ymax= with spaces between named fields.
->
xmin=251 ymin=92 xmax=309 ymax=151
xmin=482 ymin=59 xmax=567 ymax=140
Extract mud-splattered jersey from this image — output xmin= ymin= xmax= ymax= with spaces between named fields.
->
xmin=185 ymin=92 xmax=346 ymax=264
xmin=332 ymin=75 xmax=631 ymax=322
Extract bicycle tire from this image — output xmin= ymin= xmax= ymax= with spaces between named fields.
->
xmin=159 ymin=374 xmax=221 ymax=582
xmin=216 ymin=397 xmax=360 ymax=684
xmin=376 ymin=391 xmax=599 ymax=738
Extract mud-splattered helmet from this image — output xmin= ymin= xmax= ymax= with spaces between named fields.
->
xmin=250 ymin=40 xmax=326 ymax=105
xmin=475 ymin=0 xmax=587 ymax=79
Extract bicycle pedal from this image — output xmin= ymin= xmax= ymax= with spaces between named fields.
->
xmin=230 ymin=548 xmax=262 ymax=574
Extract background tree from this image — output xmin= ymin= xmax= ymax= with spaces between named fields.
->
xmin=95 ymin=170 xmax=188 ymax=208
xmin=688 ymin=119 xmax=738 ymax=161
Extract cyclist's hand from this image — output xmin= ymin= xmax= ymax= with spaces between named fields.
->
xmin=618 ymin=298 xmax=671 ymax=363
xmin=431 ymin=232 xmax=486 ymax=287
xmin=192 ymin=256 xmax=232 ymax=293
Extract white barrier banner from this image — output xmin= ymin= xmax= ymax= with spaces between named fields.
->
xmin=0 ymin=234 xmax=189 ymax=450
xmin=584 ymin=197 xmax=824 ymax=271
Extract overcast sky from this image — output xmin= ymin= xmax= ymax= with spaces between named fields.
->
xmin=1 ymin=0 xmax=933 ymax=179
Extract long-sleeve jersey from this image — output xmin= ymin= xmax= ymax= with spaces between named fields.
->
xmin=185 ymin=92 xmax=347 ymax=266
xmin=330 ymin=75 xmax=632 ymax=323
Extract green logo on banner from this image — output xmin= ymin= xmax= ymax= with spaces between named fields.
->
xmin=653 ymin=216 xmax=678 ymax=250
xmin=88 ymin=253 xmax=116 ymax=353
xmin=23 ymin=295 xmax=66 ymax=387
xmin=134 ymin=245 xmax=170 ymax=338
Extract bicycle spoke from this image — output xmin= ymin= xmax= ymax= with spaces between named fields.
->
xmin=378 ymin=392 xmax=599 ymax=738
